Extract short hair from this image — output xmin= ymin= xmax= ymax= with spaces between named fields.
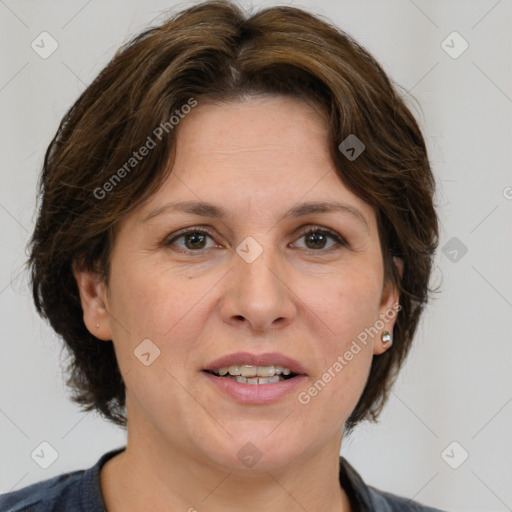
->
xmin=28 ymin=0 xmax=439 ymax=434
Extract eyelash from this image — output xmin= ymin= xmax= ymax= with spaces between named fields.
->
xmin=163 ymin=226 xmax=347 ymax=255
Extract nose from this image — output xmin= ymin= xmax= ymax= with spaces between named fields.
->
xmin=220 ymin=243 xmax=297 ymax=334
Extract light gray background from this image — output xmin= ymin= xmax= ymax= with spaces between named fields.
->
xmin=1 ymin=1 xmax=511 ymax=511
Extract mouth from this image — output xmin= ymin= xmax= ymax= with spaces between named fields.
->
xmin=203 ymin=365 xmax=299 ymax=385
xmin=201 ymin=359 xmax=308 ymax=404
xmin=202 ymin=352 xmax=308 ymax=386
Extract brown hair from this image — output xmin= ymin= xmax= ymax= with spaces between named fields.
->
xmin=28 ymin=0 xmax=439 ymax=434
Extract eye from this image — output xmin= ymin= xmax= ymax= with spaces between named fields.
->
xmin=291 ymin=226 xmax=347 ymax=252
xmin=164 ymin=227 xmax=218 ymax=253
xmin=163 ymin=226 xmax=347 ymax=255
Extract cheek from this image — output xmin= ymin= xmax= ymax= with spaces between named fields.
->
xmin=108 ymin=254 xmax=188 ymax=334
xmin=303 ymin=265 xmax=381 ymax=403
xmin=106 ymin=253 xmax=216 ymax=375
xmin=316 ymin=264 xmax=382 ymax=347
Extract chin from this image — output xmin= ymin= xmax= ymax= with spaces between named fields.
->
xmin=201 ymin=433 xmax=303 ymax=473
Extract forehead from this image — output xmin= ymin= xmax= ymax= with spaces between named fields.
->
xmin=174 ymin=95 xmax=329 ymax=167
xmin=137 ymin=95 xmax=377 ymax=228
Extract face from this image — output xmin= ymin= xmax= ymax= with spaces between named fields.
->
xmin=75 ymin=95 xmax=400 ymax=472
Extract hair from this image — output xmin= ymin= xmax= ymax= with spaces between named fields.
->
xmin=28 ymin=0 xmax=439 ymax=434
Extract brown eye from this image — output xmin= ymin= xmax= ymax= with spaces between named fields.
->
xmin=182 ymin=232 xmax=208 ymax=250
xmin=304 ymin=231 xmax=330 ymax=250
xmin=292 ymin=227 xmax=346 ymax=252
xmin=165 ymin=228 xmax=216 ymax=253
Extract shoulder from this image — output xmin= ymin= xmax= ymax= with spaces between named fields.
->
xmin=338 ymin=456 xmax=447 ymax=512
xmin=0 ymin=447 xmax=125 ymax=512
xmin=367 ymin=485 xmax=447 ymax=512
xmin=0 ymin=469 xmax=87 ymax=512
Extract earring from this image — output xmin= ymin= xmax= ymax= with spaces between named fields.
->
xmin=96 ymin=324 xmax=100 ymax=329
xmin=381 ymin=330 xmax=392 ymax=347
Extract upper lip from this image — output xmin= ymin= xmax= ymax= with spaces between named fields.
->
xmin=203 ymin=352 xmax=307 ymax=375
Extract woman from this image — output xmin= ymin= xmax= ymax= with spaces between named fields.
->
xmin=0 ymin=1 xmax=444 ymax=510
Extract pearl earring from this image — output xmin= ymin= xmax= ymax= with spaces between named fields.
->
xmin=381 ymin=330 xmax=392 ymax=346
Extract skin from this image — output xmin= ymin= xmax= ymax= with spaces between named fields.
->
xmin=74 ymin=95 xmax=402 ymax=512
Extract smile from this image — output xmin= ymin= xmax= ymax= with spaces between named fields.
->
xmin=207 ymin=364 xmax=296 ymax=384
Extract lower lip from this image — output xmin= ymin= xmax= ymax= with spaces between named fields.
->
xmin=202 ymin=371 xmax=307 ymax=404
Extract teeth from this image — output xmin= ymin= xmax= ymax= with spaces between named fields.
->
xmin=240 ymin=365 xmax=256 ymax=377
xmin=233 ymin=375 xmax=282 ymax=384
xmin=228 ymin=365 xmax=241 ymax=375
xmin=217 ymin=364 xmax=293 ymax=377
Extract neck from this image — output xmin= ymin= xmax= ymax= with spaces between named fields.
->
xmin=100 ymin=431 xmax=352 ymax=512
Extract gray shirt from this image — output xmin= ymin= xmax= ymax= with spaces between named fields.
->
xmin=0 ymin=447 xmax=446 ymax=511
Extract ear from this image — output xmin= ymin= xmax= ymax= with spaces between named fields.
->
xmin=72 ymin=261 xmax=112 ymax=341
xmin=373 ymin=256 xmax=403 ymax=356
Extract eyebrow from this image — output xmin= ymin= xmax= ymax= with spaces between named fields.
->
xmin=142 ymin=199 xmax=369 ymax=230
